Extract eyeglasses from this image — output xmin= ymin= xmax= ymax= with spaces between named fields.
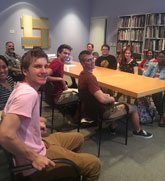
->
xmin=86 ymin=57 xmax=94 ymax=62
xmin=101 ymin=48 xmax=109 ymax=51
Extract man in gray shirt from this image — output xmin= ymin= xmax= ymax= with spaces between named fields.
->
xmin=4 ymin=41 xmax=23 ymax=81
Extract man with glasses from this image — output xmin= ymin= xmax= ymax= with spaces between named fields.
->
xmin=95 ymin=44 xmax=117 ymax=70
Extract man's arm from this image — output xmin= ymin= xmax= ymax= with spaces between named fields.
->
xmin=0 ymin=113 xmax=55 ymax=170
xmin=47 ymin=68 xmax=68 ymax=90
xmin=111 ymin=56 xmax=117 ymax=70
xmin=133 ymin=66 xmax=138 ymax=75
xmin=94 ymin=90 xmax=115 ymax=104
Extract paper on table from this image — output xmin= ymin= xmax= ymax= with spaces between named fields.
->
xmin=64 ymin=64 xmax=77 ymax=67
xmin=64 ymin=64 xmax=77 ymax=72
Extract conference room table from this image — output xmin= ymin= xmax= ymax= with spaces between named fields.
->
xmin=64 ymin=61 xmax=165 ymax=98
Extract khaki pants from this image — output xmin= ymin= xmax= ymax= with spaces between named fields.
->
xmin=55 ymin=88 xmax=79 ymax=105
xmin=30 ymin=132 xmax=101 ymax=181
xmin=103 ymin=102 xmax=127 ymax=119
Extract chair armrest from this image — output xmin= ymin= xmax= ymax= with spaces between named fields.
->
xmin=12 ymin=158 xmax=81 ymax=177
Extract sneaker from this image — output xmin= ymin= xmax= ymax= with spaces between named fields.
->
xmin=133 ymin=129 xmax=153 ymax=139
xmin=80 ymin=118 xmax=97 ymax=128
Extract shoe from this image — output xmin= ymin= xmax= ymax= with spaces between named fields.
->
xmin=80 ymin=119 xmax=97 ymax=128
xmin=133 ymin=129 xmax=153 ymax=139
xmin=108 ymin=126 xmax=116 ymax=136
xmin=81 ymin=122 xmax=97 ymax=128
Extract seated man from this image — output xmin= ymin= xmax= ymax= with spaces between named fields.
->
xmin=78 ymin=50 xmax=153 ymax=138
xmin=95 ymin=44 xmax=117 ymax=70
xmin=4 ymin=41 xmax=24 ymax=81
xmin=47 ymin=44 xmax=78 ymax=104
xmin=0 ymin=48 xmax=101 ymax=181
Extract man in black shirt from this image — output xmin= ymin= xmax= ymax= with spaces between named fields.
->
xmin=95 ymin=44 xmax=117 ymax=70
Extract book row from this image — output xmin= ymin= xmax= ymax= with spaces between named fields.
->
xmin=145 ymin=26 xmax=165 ymax=38
xmin=118 ymin=16 xmax=145 ymax=28
xmin=116 ymin=42 xmax=142 ymax=54
xmin=118 ymin=29 xmax=144 ymax=41
xmin=144 ymin=39 xmax=165 ymax=51
xmin=146 ymin=13 xmax=165 ymax=25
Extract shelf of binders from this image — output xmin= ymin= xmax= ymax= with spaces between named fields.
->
xmin=145 ymin=26 xmax=165 ymax=39
xmin=116 ymin=41 xmax=143 ymax=54
xmin=117 ymin=13 xmax=165 ymax=58
xmin=146 ymin=13 xmax=165 ymax=26
xmin=144 ymin=39 xmax=165 ymax=52
xmin=117 ymin=14 xmax=145 ymax=55
xmin=144 ymin=13 xmax=165 ymax=52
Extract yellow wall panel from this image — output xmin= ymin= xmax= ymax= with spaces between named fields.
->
xmin=22 ymin=15 xmax=33 ymax=37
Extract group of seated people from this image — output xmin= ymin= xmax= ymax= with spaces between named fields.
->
xmin=0 ymin=41 xmax=164 ymax=180
xmin=93 ymin=44 xmax=165 ymax=127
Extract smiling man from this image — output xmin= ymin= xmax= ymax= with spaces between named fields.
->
xmin=4 ymin=41 xmax=24 ymax=81
xmin=47 ymin=44 xmax=78 ymax=104
xmin=0 ymin=48 xmax=101 ymax=181
xmin=78 ymin=50 xmax=153 ymax=139
xmin=95 ymin=44 xmax=117 ymax=70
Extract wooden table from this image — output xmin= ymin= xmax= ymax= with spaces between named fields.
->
xmin=64 ymin=61 xmax=165 ymax=98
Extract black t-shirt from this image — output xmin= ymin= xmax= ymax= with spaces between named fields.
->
xmin=119 ymin=59 xmax=138 ymax=73
xmin=95 ymin=55 xmax=117 ymax=70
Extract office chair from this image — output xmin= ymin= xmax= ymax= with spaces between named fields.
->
xmin=41 ymin=82 xmax=79 ymax=133
xmin=0 ymin=145 xmax=82 ymax=181
xmin=78 ymin=89 xmax=129 ymax=157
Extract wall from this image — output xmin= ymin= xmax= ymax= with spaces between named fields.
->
xmin=0 ymin=0 xmax=91 ymax=59
xmin=91 ymin=0 xmax=165 ymax=56
xmin=1 ymin=0 xmax=164 ymax=58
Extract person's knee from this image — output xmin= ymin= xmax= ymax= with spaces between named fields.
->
xmin=92 ymin=156 xmax=101 ymax=172
xmin=87 ymin=155 xmax=101 ymax=177
xmin=128 ymin=104 xmax=137 ymax=113
xmin=74 ymin=132 xmax=84 ymax=145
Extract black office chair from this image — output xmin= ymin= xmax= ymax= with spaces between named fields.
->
xmin=78 ymin=89 xmax=129 ymax=157
xmin=0 ymin=145 xmax=82 ymax=181
xmin=41 ymin=82 xmax=79 ymax=133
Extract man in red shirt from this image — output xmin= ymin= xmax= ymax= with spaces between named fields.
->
xmin=48 ymin=44 xmax=78 ymax=104
xmin=78 ymin=50 xmax=153 ymax=138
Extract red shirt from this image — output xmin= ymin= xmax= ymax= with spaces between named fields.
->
xmin=48 ymin=58 xmax=64 ymax=94
xmin=138 ymin=58 xmax=158 ymax=68
xmin=78 ymin=70 xmax=100 ymax=95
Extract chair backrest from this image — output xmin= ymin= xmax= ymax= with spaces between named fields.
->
xmin=0 ymin=145 xmax=14 ymax=181
xmin=42 ymin=82 xmax=55 ymax=106
xmin=78 ymin=89 xmax=104 ymax=120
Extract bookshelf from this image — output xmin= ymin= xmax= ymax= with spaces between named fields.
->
xmin=117 ymin=13 xmax=165 ymax=59
xmin=144 ymin=13 xmax=165 ymax=55
xmin=117 ymin=14 xmax=145 ymax=59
